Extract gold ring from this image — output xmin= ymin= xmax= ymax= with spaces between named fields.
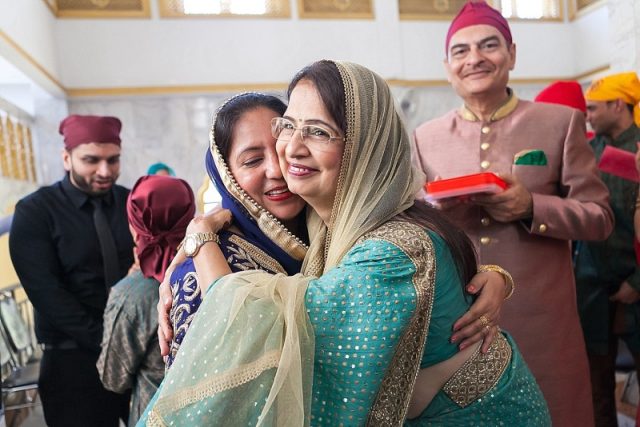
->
xmin=479 ymin=314 xmax=491 ymax=328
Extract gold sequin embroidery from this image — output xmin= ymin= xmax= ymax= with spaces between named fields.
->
xmin=359 ymin=221 xmax=436 ymax=427
xmin=443 ymin=333 xmax=512 ymax=408
xmin=228 ymin=235 xmax=286 ymax=274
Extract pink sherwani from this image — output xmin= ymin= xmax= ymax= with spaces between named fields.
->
xmin=413 ymin=95 xmax=613 ymax=427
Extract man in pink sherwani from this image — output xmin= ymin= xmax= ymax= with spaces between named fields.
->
xmin=412 ymin=2 xmax=613 ymax=426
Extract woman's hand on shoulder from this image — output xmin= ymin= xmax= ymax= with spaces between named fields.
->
xmin=156 ymin=251 xmax=186 ymax=357
xmin=451 ymin=271 xmax=506 ymax=353
xmin=186 ymin=207 xmax=233 ymax=235
xmin=157 ymin=276 xmax=173 ymax=358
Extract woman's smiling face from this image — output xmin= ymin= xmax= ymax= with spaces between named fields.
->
xmin=227 ymin=106 xmax=306 ymax=224
xmin=276 ymin=80 xmax=345 ymax=224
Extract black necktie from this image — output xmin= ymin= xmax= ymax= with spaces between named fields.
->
xmin=91 ymin=198 xmax=120 ymax=291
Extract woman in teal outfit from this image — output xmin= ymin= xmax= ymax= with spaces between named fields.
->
xmin=143 ymin=60 xmax=550 ymax=426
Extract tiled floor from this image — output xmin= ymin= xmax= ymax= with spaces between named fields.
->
xmin=4 ymin=405 xmax=44 ymax=427
xmin=3 ymin=404 xmax=127 ymax=427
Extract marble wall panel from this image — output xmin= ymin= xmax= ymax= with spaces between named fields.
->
xmin=66 ymin=83 xmax=549 ymax=197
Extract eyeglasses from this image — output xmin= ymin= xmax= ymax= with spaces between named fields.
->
xmin=271 ymin=117 xmax=343 ymax=150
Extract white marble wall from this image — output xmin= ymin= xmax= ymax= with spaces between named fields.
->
xmin=68 ymin=93 xmax=241 ymax=193
xmin=32 ymin=96 xmax=69 ymax=185
xmin=608 ymin=0 xmax=640 ymax=73
xmin=65 ymin=82 xmax=550 ymax=195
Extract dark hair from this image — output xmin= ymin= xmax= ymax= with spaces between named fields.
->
xmin=214 ymin=93 xmax=287 ymax=160
xmin=399 ymin=202 xmax=477 ymax=285
xmin=286 ymin=60 xmax=347 ymax=136
xmin=626 ymin=103 xmax=635 ymax=115
xmin=288 ymin=60 xmax=477 ymax=286
xmin=606 ymin=100 xmax=635 ymax=117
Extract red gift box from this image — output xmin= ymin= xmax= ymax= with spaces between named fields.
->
xmin=425 ymin=172 xmax=508 ymax=202
xmin=598 ymin=145 xmax=640 ymax=183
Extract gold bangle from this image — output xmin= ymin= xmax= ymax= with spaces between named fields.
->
xmin=478 ymin=264 xmax=515 ymax=300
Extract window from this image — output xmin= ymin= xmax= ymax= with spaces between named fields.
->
xmin=159 ymin=0 xmax=290 ymax=18
xmin=492 ymin=0 xmax=562 ymax=20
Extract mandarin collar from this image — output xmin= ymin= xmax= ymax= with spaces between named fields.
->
xmin=61 ymin=173 xmax=114 ymax=209
xmin=459 ymin=88 xmax=519 ymax=123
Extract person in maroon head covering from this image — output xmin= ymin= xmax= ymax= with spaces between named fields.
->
xmin=413 ymin=2 xmax=613 ymax=425
xmin=97 ymin=175 xmax=194 ymax=426
xmin=9 ymin=114 xmax=135 ymax=426
xmin=60 ymin=114 xmax=123 ymax=196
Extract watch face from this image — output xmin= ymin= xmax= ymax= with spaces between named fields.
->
xmin=184 ymin=236 xmax=198 ymax=256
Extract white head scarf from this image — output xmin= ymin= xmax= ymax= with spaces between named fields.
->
xmin=303 ymin=60 xmax=425 ymax=276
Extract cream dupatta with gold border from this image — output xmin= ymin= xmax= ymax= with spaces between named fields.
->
xmin=146 ymin=61 xmax=425 ymax=426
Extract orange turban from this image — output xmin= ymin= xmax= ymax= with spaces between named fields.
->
xmin=585 ymin=72 xmax=640 ymax=125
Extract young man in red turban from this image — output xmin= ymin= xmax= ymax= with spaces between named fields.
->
xmin=9 ymin=114 xmax=134 ymax=426
xmin=97 ymin=175 xmax=195 ymax=426
xmin=412 ymin=2 xmax=613 ymax=425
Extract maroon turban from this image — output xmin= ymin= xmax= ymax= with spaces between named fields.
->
xmin=534 ymin=81 xmax=587 ymax=113
xmin=127 ymin=175 xmax=195 ymax=283
xmin=59 ymin=114 xmax=122 ymax=150
xmin=445 ymin=1 xmax=512 ymax=54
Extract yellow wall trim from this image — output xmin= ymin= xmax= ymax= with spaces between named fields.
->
xmin=0 ymin=26 xmax=610 ymax=100
xmin=47 ymin=0 xmax=151 ymax=19
xmin=67 ymin=82 xmax=290 ymax=97
xmin=571 ymin=64 xmax=611 ymax=82
xmin=0 ymin=30 xmax=66 ymax=94
xmin=568 ymin=0 xmax=607 ymax=21
xmin=41 ymin=0 xmax=58 ymax=16
xmin=65 ymin=64 xmax=612 ymax=98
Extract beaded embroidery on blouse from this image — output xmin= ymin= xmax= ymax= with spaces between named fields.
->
xmin=227 ymin=235 xmax=286 ymax=274
xmin=358 ymin=221 xmax=436 ymax=426
xmin=443 ymin=332 xmax=512 ymax=408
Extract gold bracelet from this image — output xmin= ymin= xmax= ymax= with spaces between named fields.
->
xmin=478 ymin=264 xmax=515 ymax=300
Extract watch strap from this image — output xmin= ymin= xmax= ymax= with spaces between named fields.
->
xmin=179 ymin=231 xmax=220 ymax=257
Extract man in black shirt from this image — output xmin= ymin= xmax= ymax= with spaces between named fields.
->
xmin=9 ymin=115 xmax=134 ymax=426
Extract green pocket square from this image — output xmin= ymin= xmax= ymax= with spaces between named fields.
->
xmin=514 ymin=149 xmax=547 ymax=166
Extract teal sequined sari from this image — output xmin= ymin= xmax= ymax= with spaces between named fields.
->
xmin=139 ymin=60 xmax=549 ymax=426
xmin=140 ymin=225 xmax=549 ymax=426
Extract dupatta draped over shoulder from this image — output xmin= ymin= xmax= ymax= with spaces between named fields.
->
xmin=148 ymin=63 xmax=424 ymax=426
xmin=167 ymin=93 xmax=309 ymax=367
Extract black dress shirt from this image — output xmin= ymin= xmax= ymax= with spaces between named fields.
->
xmin=9 ymin=174 xmax=133 ymax=353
